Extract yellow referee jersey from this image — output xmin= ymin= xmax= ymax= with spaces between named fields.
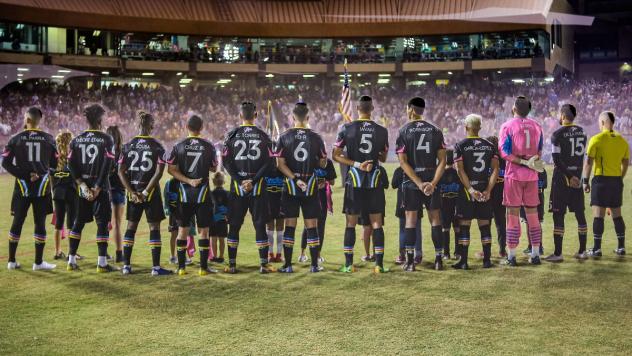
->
xmin=586 ymin=129 xmax=630 ymax=177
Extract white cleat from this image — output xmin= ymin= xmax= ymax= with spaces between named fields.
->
xmin=543 ymin=254 xmax=563 ymax=263
xmin=7 ymin=262 xmax=21 ymax=270
xmin=298 ymin=254 xmax=309 ymax=263
xmin=33 ymin=261 xmax=57 ymax=271
xmin=573 ymin=252 xmax=588 ymax=260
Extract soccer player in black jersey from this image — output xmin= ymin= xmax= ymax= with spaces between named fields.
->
xmin=333 ymin=96 xmax=389 ymax=273
xmin=117 ymin=112 xmax=172 ymax=276
xmin=395 ymin=97 xmax=446 ymax=271
xmin=2 ymin=107 xmax=57 ymax=271
xmin=276 ymin=102 xmax=327 ymax=273
xmin=437 ymin=150 xmax=461 ymax=260
xmin=222 ymin=102 xmax=276 ymax=274
xmin=545 ymin=104 xmax=588 ymax=262
xmin=453 ymin=114 xmax=499 ymax=269
xmin=486 ymin=135 xmax=507 ymax=258
xmin=166 ymin=115 xmax=217 ymax=276
xmin=66 ymin=104 xmax=117 ymax=272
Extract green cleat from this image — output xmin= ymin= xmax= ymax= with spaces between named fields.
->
xmin=338 ymin=265 xmax=355 ymax=273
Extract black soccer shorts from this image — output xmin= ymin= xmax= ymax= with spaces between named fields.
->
xmin=178 ymin=200 xmax=213 ymax=229
xmin=401 ymin=182 xmax=441 ymax=212
xmin=281 ymin=192 xmax=321 ymax=219
xmin=455 ymin=189 xmax=493 ymax=221
xmin=76 ymin=191 xmax=112 ymax=224
xmin=342 ymin=186 xmax=385 ymax=215
xmin=549 ymin=178 xmax=584 ymax=213
xmin=126 ymin=193 xmax=166 ymax=223
xmin=267 ymin=192 xmax=283 ymax=220
xmin=209 ymin=221 xmax=228 ymax=237
xmin=228 ymin=193 xmax=270 ymax=226
xmin=591 ymin=176 xmax=623 ymax=208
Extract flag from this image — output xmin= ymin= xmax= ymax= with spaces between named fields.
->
xmin=339 ymin=58 xmax=353 ymax=122
xmin=266 ymin=100 xmax=280 ymax=141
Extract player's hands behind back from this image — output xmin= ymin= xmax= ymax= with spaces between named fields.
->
xmin=520 ymin=156 xmax=545 ymax=173
xmin=359 ymin=160 xmax=373 ymax=172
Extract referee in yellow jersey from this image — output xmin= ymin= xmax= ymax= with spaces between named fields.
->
xmin=582 ymin=111 xmax=630 ymax=257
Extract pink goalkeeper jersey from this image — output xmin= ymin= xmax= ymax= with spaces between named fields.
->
xmin=498 ymin=117 xmax=543 ymax=182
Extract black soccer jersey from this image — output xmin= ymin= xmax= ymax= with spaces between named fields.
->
xmin=68 ymin=130 xmax=115 ymax=190
xmin=454 ymin=137 xmax=499 ymax=191
xmin=314 ymin=158 xmax=337 ymax=190
xmin=334 ymin=119 xmax=388 ymax=188
xmin=551 ymin=124 xmax=586 ymax=180
xmin=277 ymin=128 xmax=327 ymax=196
xmin=2 ymin=129 xmax=58 ymax=197
xmin=222 ymin=124 xmax=274 ymax=196
xmin=438 ymin=167 xmax=461 ymax=199
xmin=120 ymin=136 xmax=166 ymax=194
xmin=167 ymin=136 xmax=217 ymax=204
xmin=395 ymin=120 xmax=446 ymax=182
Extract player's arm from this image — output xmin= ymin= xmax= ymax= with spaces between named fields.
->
xmin=146 ymin=162 xmax=165 ymax=195
xmin=484 ymin=157 xmax=500 ymax=200
xmin=622 ymin=158 xmax=629 ymax=179
xmin=251 ymin=137 xmax=274 ymax=183
xmin=1 ymin=141 xmax=30 ymax=180
xmin=430 ymin=148 xmax=446 ymax=189
xmin=397 ymin=153 xmax=423 ymax=190
xmin=167 ymin=164 xmax=198 ymax=186
xmin=332 ymin=145 xmax=373 ymax=172
xmin=93 ymin=140 xmax=115 ymax=194
xmin=582 ymin=157 xmax=593 ymax=193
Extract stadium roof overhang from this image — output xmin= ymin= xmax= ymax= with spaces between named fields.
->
xmin=0 ymin=0 xmax=593 ymax=38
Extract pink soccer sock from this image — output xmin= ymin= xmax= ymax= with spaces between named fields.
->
xmin=526 ymin=212 xmax=542 ymax=253
xmin=506 ymin=214 xmax=521 ymax=250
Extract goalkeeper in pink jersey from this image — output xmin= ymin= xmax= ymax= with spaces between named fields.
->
xmin=498 ymin=96 xmax=545 ymax=266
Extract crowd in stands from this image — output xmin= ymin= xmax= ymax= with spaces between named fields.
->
xmin=1 ymin=78 xmax=631 ymax=162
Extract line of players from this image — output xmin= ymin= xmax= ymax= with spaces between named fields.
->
xmin=4 ymin=94 xmax=628 ymax=274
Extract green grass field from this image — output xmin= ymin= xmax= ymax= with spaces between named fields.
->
xmin=1 ymin=164 xmax=631 ymax=355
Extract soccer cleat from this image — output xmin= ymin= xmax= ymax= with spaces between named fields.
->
xmin=498 ymin=251 xmax=508 ymax=258
xmin=298 ymin=254 xmax=309 ymax=263
xmin=278 ymin=265 xmax=294 ymax=273
xmin=213 ymin=257 xmax=225 ymax=263
xmin=96 ymin=264 xmax=118 ymax=273
xmin=402 ymin=263 xmax=415 ymax=272
xmin=106 ymin=254 xmax=113 ymax=261
xmin=614 ymin=248 xmax=626 ymax=256
xmin=317 ymin=256 xmax=325 ymax=263
xmin=587 ymin=248 xmax=602 ymax=258
xmin=573 ymin=251 xmax=588 ymax=260
xmin=177 ymin=268 xmax=187 ymax=276
xmin=543 ymin=254 xmax=563 ymax=263
xmin=33 ymin=261 xmax=57 ymax=271
xmin=185 ymin=258 xmax=193 ymax=266
xmin=394 ymin=255 xmax=406 ymax=265
xmin=522 ymin=248 xmax=532 ymax=256
xmin=482 ymin=260 xmax=494 ymax=269
xmin=151 ymin=267 xmax=173 ymax=276
xmin=259 ymin=264 xmax=277 ymax=274
xmin=434 ymin=256 xmax=443 ymax=270
xmin=529 ymin=256 xmax=541 ymax=265
xmin=199 ymin=267 xmax=219 ymax=276
xmin=7 ymin=262 xmax=21 ymax=270
xmin=451 ymin=261 xmax=469 ymax=270
xmin=442 ymin=253 xmax=451 ymax=260
xmin=452 ymin=254 xmax=461 ymax=261
xmin=168 ymin=256 xmax=177 ymax=265
xmin=474 ymin=251 xmax=485 ymax=259
xmin=338 ymin=265 xmax=355 ymax=273
xmin=53 ymin=252 xmax=66 ymax=260
xmin=414 ymin=255 xmax=422 ymax=265
xmin=373 ymin=266 xmax=389 ymax=273
xmin=310 ymin=265 xmax=321 ymax=273
xmin=224 ymin=266 xmax=238 ymax=274
xmin=121 ymin=265 xmax=132 ymax=275
xmin=501 ymin=257 xmax=518 ymax=267
xmin=66 ymin=262 xmax=80 ymax=271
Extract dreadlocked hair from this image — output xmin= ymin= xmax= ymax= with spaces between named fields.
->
xmin=56 ymin=131 xmax=73 ymax=171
